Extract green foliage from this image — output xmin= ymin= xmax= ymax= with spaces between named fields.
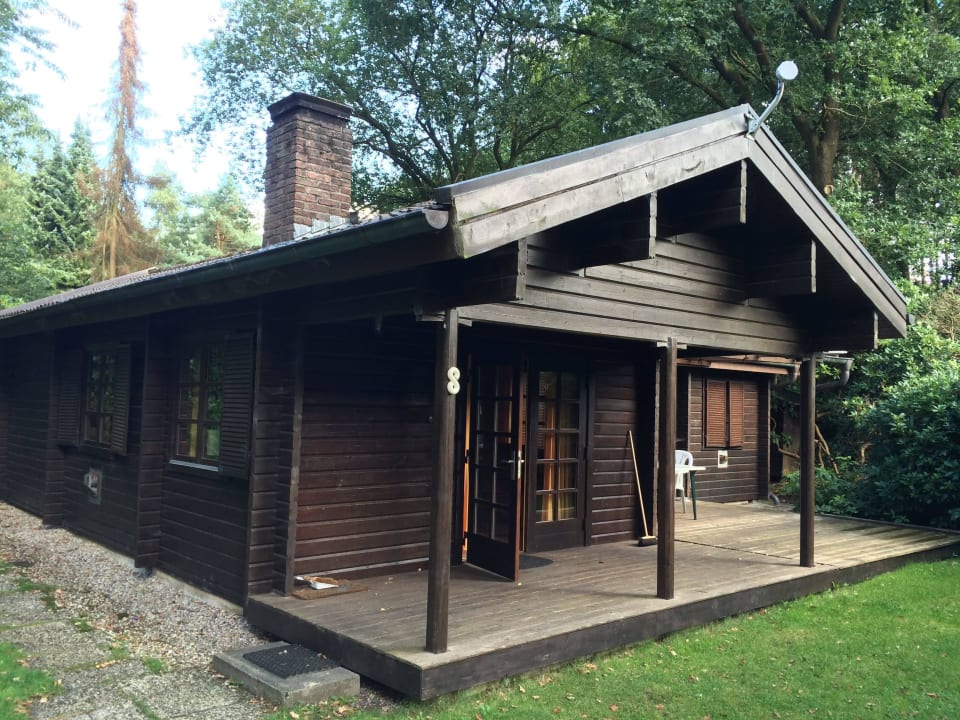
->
xmin=859 ymin=365 xmax=960 ymax=528
xmin=189 ymin=0 xmax=605 ymax=209
xmin=0 ymin=642 xmax=59 ymax=719
xmin=775 ymin=462 xmax=862 ymax=517
xmin=146 ymin=169 xmax=258 ymax=266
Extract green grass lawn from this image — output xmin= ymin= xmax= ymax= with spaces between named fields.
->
xmin=0 ymin=643 xmax=58 ymax=719
xmin=272 ymin=558 xmax=960 ymax=720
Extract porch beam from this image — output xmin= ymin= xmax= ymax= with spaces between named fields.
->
xmin=426 ymin=307 xmax=460 ymax=653
xmin=799 ymin=355 xmax=817 ymax=567
xmin=657 ymin=337 xmax=678 ymax=599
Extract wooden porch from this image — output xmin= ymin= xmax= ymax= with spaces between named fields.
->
xmin=246 ymin=502 xmax=960 ymax=700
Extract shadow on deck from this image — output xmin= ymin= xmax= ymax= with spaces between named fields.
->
xmin=246 ymin=502 xmax=960 ymax=699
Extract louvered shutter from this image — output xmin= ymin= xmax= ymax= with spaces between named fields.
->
xmin=728 ymin=381 xmax=744 ymax=447
xmin=704 ymin=380 xmax=727 ymax=447
xmin=57 ymin=348 xmax=83 ymax=447
xmin=218 ymin=332 xmax=255 ymax=478
xmin=110 ymin=345 xmax=131 ymax=455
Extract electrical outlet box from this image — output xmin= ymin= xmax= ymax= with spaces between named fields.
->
xmin=717 ymin=450 xmax=729 ymax=468
xmin=83 ymin=468 xmax=102 ymax=505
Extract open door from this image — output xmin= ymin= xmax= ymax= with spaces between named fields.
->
xmin=465 ymin=361 xmax=522 ymax=580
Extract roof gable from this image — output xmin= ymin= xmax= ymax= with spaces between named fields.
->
xmin=436 ymin=105 xmax=908 ymax=341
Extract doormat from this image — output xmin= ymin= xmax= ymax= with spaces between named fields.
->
xmin=242 ymin=644 xmax=339 ymax=679
xmin=519 ymin=554 xmax=554 ymax=570
xmin=291 ymin=577 xmax=367 ymax=600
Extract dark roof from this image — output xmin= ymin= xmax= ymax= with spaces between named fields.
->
xmin=0 ymin=206 xmax=452 ymax=335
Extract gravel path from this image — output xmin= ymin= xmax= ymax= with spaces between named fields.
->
xmin=0 ymin=502 xmax=269 ymax=669
xmin=0 ymin=502 xmax=401 ymax=715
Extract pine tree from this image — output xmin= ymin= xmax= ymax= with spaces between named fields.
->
xmin=93 ymin=0 xmax=158 ymax=281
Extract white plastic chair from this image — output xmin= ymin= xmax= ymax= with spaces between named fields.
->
xmin=675 ymin=450 xmax=694 ymax=513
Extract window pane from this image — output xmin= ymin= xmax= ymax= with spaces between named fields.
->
xmin=177 ymin=423 xmax=198 ymax=457
xmin=101 ymin=415 xmax=112 ymax=444
xmin=206 ymin=386 xmax=222 ymax=422
xmin=558 ymin=490 xmax=577 ymax=520
xmin=558 ymin=433 xmax=578 ymax=460
xmin=539 ymin=371 xmax=557 ymax=400
xmin=178 ymin=385 xmax=200 ymax=420
xmin=204 ymin=426 xmax=220 ymax=461
xmin=536 ymin=492 xmax=554 ymax=523
xmin=83 ymin=414 xmax=99 ymax=443
xmin=559 ymin=401 xmax=579 ymax=429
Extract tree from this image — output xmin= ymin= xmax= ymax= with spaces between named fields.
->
xmin=146 ymin=169 xmax=258 ymax=266
xmin=93 ymin=0 xmax=158 ymax=281
xmin=0 ymin=0 xmax=59 ymax=161
xmin=535 ymin=1 xmax=960 ymax=286
xmin=188 ymin=0 xmax=594 ymax=209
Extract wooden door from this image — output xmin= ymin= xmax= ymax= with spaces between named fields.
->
xmin=465 ymin=361 xmax=523 ymax=580
xmin=525 ymin=368 xmax=586 ymax=552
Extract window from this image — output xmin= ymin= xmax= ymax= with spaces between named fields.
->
xmin=704 ymin=379 xmax=744 ymax=448
xmin=171 ymin=332 xmax=254 ymax=477
xmin=58 ymin=344 xmax=130 ymax=454
xmin=83 ymin=351 xmax=117 ymax=445
xmin=175 ymin=341 xmax=224 ymax=463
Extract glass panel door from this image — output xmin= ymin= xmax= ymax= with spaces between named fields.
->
xmin=465 ymin=362 xmax=522 ymax=580
xmin=527 ymin=368 xmax=585 ymax=552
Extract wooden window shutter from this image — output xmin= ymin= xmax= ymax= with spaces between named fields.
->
xmin=704 ymin=380 xmax=726 ymax=447
xmin=57 ymin=348 xmax=83 ymax=447
xmin=728 ymin=381 xmax=744 ymax=448
xmin=110 ymin=345 xmax=131 ymax=455
xmin=219 ymin=331 xmax=255 ymax=478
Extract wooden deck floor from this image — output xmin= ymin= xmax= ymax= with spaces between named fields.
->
xmin=247 ymin=502 xmax=960 ymax=699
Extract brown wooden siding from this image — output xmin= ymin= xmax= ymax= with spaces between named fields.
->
xmin=463 ymin=233 xmax=806 ymax=356
xmin=4 ymin=335 xmax=55 ymax=516
xmin=588 ymin=361 xmax=637 ymax=543
xmin=250 ymin=299 xmax=296 ymax=596
xmin=296 ymin=319 xmax=434 ymax=579
xmin=686 ymin=370 xmax=768 ymax=502
xmin=137 ymin=320 xmax=170 ymax=568
xmin=153 ymin=303 xmax=258 ymax=604
xmin=158 ymin=467 xmax=249 ymax=602
xmin=62 ymin=340 xmax=145 ymax=555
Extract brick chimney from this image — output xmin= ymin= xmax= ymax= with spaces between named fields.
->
xmin=262 ymin=93 xmax=353 ymax=247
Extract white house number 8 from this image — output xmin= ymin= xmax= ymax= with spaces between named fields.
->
xmin=446 ymin=366 xmax=461 ymax=395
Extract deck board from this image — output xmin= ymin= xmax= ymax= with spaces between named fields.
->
xmin=247 ymin=502 xmax=960 ymax=699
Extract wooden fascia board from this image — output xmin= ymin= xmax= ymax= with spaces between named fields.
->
xmin=749 ymin=131 xmax=908 ymax=338
xmin=446 ymin=114 xmax=752 ymax=258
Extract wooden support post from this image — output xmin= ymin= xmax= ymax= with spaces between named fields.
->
xmin=656 ymin=338 xmax=678 ymax=599
xmin=426 ymin=307 xmax=459 ymax=653
xmin=800 ymin=356 xmax=817 ymax=568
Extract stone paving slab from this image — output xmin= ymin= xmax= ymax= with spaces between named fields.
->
xmin=30 ymin=661 xmax=150 ymax=720
xmin=0 ymin=590 xmax=55 ymax=628
xmin=122 ymin=668 xmax=267 ymax=719
xmin=1 ymin=620 xmax=117 ymax=672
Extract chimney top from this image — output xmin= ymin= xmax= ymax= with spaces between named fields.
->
xmin=268 ymin=93 xmax=353 ymax=123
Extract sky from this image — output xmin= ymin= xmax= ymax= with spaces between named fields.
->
xmin=18 ymin=0 xmax=231 ymax=195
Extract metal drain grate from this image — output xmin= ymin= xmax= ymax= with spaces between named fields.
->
xmin=243 ymin=644 xmax=338 ymax=679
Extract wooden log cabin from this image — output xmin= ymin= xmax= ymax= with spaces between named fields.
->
xmin=0 ymin=93 xmax=907 ymax=674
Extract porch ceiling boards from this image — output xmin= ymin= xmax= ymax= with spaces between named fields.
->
xmin=246 ymin=503 xmax=960 ymax=700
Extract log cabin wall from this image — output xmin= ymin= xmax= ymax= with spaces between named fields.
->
xmin=59 ymin=322 xmax=146 ymax=556
xmin=463 ymin=232 xmax=806 ymax=357
xmin=684 ymin=369 xmax=769 ymax=502
xmin=587 ymin=360 xmax=639 ymax=544
xmin=153 ymin=303 xmax=258 ymax=604
xmin=250 ymin=298 xmax=297 ymax=597
xmin=3 ymin=334 xmax=56 ymax=517
xmin=294 ymin=317 xmax=435 ymax=580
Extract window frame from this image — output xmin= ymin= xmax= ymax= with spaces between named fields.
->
xmin=703 ymin=378 xmax=744 ymax=449
xmin=173 ymin=339 xmax=224 ymax=466
xmin=81 ymin=350 xmax=118 ymax=447
xmin=170 ymin=331 xmax=254 ymax=478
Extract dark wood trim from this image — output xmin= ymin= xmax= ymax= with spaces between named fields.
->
xmin=656 ymin=338 xmax=677 ymax=599
xmin=284 ymin=326 xmax=305 ymax=595
xmin=426 ymin=308 xmax=459 ymax=653
xmin=800 ymin=356 xmax=816 ymax=567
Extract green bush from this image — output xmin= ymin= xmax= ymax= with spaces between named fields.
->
xmin=774 ymin=463 xmax=861 ymax=517
xmin=859 ymin=365 xmax=960 ymax=528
